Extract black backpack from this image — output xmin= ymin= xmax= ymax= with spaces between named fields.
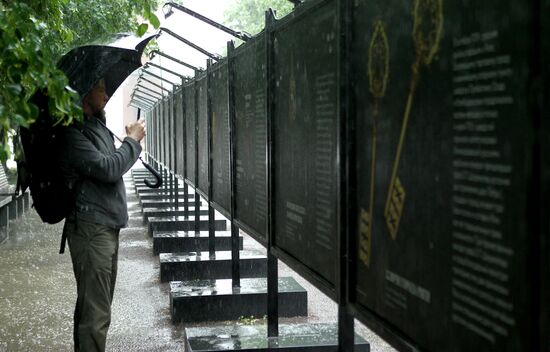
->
xmin=18 ymin=90 xmax=77 ymax=227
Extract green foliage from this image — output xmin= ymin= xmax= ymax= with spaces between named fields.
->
xmin=0 ymin=0 xmax=161 ymax=161
xmin=224 ymin=0 xmax=294 ymax=35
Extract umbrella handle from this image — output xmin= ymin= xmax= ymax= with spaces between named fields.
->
xmin=140 ymin=157 xmax=162 ymax=188
xmin=134 ymin=107 xmax=161 ymax=188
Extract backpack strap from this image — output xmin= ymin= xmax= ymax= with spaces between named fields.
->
xmin=59 ymin=231 xmax=67 ymax=254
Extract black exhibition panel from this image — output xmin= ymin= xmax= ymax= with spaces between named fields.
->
xmin=233 ymin=32 xmax=268 ymax=245
xmin=196 ymin=73 xmax=209 ymax=197
xmin=170 ymin=92 xmax=177 ymax=174
xmin=150 ymin=104 xmax=155 ymax=161
xmin=161 ymin=98 xmax=166 ymax=168
xmin=161 ymin=98 xmax=167 ymax=167
xmin=166 ymin=92 xmax=175 ymax=172
xmin=167 ymin=92 xmax=176 ymax=172
xmin=159 ymin=101 xmax=163 ymax=164
xmin=271 ymin=0 xmax=340 ymax=297
xmin=157 ymin=101 xmax=161 ymax=163
xmin=150 ymin=105 xmax=155 ymax=161
xmin=148 ymin=106 xmax=153 ymax=161
xmin=175 ymin=88 xmax=184 ymax=177
xmin=165 ymin=96 xmax=171 ymax=171
xmin=154 ymin=103 xmax=160 ymax=162
xmin=143 ymin=110 xmax=148 ymax=160
xmin=209 ymin=60 xmax=231 ymax=215
xmin=165 ymin=97 xmax=170 ymax=168
xmin=351 ymin=1 xmax=547 ymax=351
xmin=184 ymin=82 xmax=197 ymax=186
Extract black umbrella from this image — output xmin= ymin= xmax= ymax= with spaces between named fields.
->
xmin=58 ymin=33 xmax=157 ymax=99
xmin=57 ymin=32 xmax=162 ymax=188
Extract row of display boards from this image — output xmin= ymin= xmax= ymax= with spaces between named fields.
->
xmin=137 ymin=0 xmax=549 ymax=351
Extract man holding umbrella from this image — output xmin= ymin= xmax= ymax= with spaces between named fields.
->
xmin=57 ymin=34 xmax=154 ymax=352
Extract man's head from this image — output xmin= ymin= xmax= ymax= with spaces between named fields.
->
xmin=82 ymin=78 xmax=109 ymax=119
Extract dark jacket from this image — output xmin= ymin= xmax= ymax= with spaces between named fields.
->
xmin=61 ymin=115 xmax=141 ymax=228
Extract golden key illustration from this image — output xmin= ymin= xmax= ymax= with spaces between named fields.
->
xmin=384 ymin=0 xmax=443 ymax=240
xmin=359 ymin=20 xmax=389 ymax=268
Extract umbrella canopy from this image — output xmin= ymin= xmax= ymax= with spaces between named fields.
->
xmin=57 ymin=33 xmax=157 ymax=100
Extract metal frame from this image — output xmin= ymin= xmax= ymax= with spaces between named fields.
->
xmin=163 ymin=2 xmax=251 ymax=42
xmin=136 ymin=86 xmax=163 ymax=98
xmin=130 ymin=102 xmax=151 ymax=110
xmin=159 ymin=27 xmax=221 ymax=61
xmin=131 ymin=97 xmax=154 ymax=107
xmin=145 ymin=62 xmax=188 ymax=81
xmin=142 ymin=69 xmax=180 ymax=86
xmin=149 ymin=50 xmax=202 ymax=72
xmin=132 ymin=94 xmax=157 ymax=105
xmin=139 ymin=77 xmax=172 ymax=93
xmin=133 ymin=89 xmax=161 ymax=102
xmin=136 ymin=82 xmax=167 ymax=96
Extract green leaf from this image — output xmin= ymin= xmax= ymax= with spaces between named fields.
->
xmin=6 ymin=84 xmax=23 ymax=96
xmin=136 ymin=23 xmax=148 ymax=37
xmin=28 ymin=102 xmax=39 ymax=120
xmin=16 ymin=101 xmax=31 ymax=118
xmin=143 ymin=6 xmax=152 ymax=19
xmin=149 ymin=13 xmax=160 ymax=29
xmin=0 ymin=145 xmax=8 ymax=162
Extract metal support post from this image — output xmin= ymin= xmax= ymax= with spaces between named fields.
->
xmin=193 ymin=75 xmax=201 ymax=233
xmin=338 ymin=0 xmax=354 ymax=350
xmin=206 ymin=59 xmax=216 ymax=256
xmin=228 ymin=40 xmax=240 ymax=287
xmin=265 ymin=9 xmax=279 ymax=338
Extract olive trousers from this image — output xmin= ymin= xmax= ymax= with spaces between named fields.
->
xmin=63 ymin=217 xmax=120 ymax=352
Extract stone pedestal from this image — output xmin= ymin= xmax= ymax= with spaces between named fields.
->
xmin=148 ymin=215 xmax=227 ymax=236
xmin=159 ymin=250 xmax=267 ymax=282
xmin=142 ymin=207 xmax=209 ymax=223
xmin=185 ymin=323 xmax=370 ymax=351
xmin=153 ymin=230 xmax=243 ymax=254
xmin=170 ymin=277 xmax=307 ymax=323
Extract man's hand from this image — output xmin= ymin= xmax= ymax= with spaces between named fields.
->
xmin=126 ymin=120 xmax=146 ymax=142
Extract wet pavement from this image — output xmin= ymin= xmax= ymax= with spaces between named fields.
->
xmin=0 ymin=175 xmax=395 ymax=351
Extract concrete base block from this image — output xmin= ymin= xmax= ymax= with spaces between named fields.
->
xmin=142 ymin=207 xmax=209 ymax=223
xmin=0 ymin=205 xmax=8 ymax=244
xmin=23 ymin=193 xmax=30 ymax=211
xmin=153 ymin=230 xmax=243 ymax=254
xmin=159 ymin=250 xmax=267 ymax=282
xmin=170 ymin=277 xmax=307 ymax=323
xmin=138 ymin=192 xmax=192 ymax=200
xmin=16 ymin=196 xmax=24 ymax=217
xmin=139 ymin=198 xmax=203 ymax=209
xmin=185 ymin=323 xmax=370 ymax=351
xmin=8 ymin=200 xmax=17 ymax=220
xmin=148 ymin=216 xmax=227 ymax=235
xmin=132 ymin=172 xmax=170 ymax=178
xmin=134 ymin=186 xmax=185 ymax=194
xmin=132 ymin=177 xmax=172 ymax=185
